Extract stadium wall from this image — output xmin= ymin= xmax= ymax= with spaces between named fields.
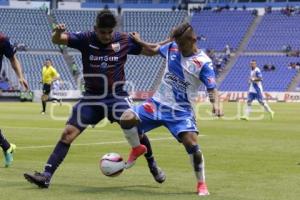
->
xmin=130 ymin=91 xmax=300 ymax=102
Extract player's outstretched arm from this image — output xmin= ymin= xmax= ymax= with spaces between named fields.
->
xmin=9 ymin=55 xmax=29 ymax=90
xmin=207 ymin=88 xmax=223 ymax=117
xmin=129 ymin=32 xmax=171 ymax=56
xmin=52 ymin=24 xmax=68 ymax=45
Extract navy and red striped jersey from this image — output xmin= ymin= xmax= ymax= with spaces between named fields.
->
xmin=0 ymin=33 xmax=15 ymax=71
xmin=67 ymin=31 xmax=142 ymax=96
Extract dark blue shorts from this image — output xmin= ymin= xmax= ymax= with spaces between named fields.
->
xmin=248 ymin=92 xmax=263 ymax=103
xmin=67 ymin=96 xmax=132 ymax=132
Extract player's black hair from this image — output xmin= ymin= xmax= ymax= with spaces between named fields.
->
xmin=96 ymin=10 xmax=117 ymax=29
xmin=172 ymin=22 xmax=193 ymax=39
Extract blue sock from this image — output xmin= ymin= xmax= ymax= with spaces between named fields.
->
xmin=0 ymin=130 xmax=11 ymax=152
xmin=44 ymin=141 xmax=70 ymax=177
xmin=140 ymin=135 xmax=155 ymax=168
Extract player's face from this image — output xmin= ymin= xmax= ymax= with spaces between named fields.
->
xmin=45 ymin=60 xmax=51 ymax=67
xmin=250 ymin=61 xmax=257 ymax=69
xmin=175 ymin=34 xmax=196 ymax=56
xmin=94 ymin=27 xmax=114 ymax=45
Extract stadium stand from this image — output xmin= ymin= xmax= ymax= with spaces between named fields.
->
xmin=297 ymin=82 xmax=300 ymax=91
xmin=219 ymin=55 xmax=300 ymax=91
xmin=0 ymin=8 xmax=56 ymax=50
xmin=52 ymin=9 xmax=99 ymax=33
xmin=0 ymin=0 xmax=8 ymax=6
xmin=122 ymin=10 xmax=187 ymax=91
xmin=1 ymin=6 xmax=300 ymax=94
xmin=247 ymin=11 xmax=300 ymax=51
xmin=191 ymin=11 xmax=255 ymax=51
xmin=16 ymin=53 xmax=77 ymax=90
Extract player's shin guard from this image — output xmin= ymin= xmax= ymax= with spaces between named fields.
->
xmin=44 ymin=141 xmax=70 ymax=177
xmin=0 ymin=130 xmax=11 ymax=152
xmin=123 ymin=127 xmax=141 ymax=148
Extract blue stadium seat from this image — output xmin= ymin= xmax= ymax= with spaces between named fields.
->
xmin=191 ymin=11 xmax=255 ymax=51
xmin=122 ymin=11 xmax=187 ymax=91
xmin=219 ymin=55 xmax=299 ymax=91
xmin=0 ymin=8 xmax=56 ymax=50
xmin=247 ymin=11 xmax=300 ymax=51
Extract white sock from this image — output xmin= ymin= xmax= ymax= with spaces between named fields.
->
xmin=123 ymin=127 xmax=140 ymax=148
xmin=245 ymin=105 xmax=252 ymax=117
xmin=261 ymin=102 xmax=273 ymax=113
xmin=190 ymin=152 xmax=205 ymax=183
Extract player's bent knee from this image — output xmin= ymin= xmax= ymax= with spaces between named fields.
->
xmin=42 ymin=95 xmax=48 ymax=101
xmin=180 ymin=132 xmax=197 ymax=144
xmin=120 ymin=110 xmax=139 ymax=129
xmin=60 ymin=127 xmax=80 ymax=144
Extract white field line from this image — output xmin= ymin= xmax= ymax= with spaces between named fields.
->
xmin=1 ymin=126 xmax=117 ymax=133
xmin=17 ymin=135 xmax=205 ymax=150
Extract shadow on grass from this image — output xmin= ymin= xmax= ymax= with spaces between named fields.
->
xmin=73 ymin=184 xmax=194 ymax=196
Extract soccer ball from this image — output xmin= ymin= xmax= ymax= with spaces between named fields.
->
xmin=100 ymin=153 xmax=125 ymax=177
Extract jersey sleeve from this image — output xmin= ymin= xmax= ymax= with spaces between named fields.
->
xmin=255 ymin=69 xmax=262 ymax=79
xmin=158 ymin=42 xmax=172 ymax=58
xmin=127 ymin=34 xmax=142 ymax=55
xmin=199 ymin=62 xmax=217 ymax=90
xmin=52 ymin=67 xmax=59 ymax=78
xmin=67 ymin=32 xmax=87 ymax=50
xmin=3 ymin=37 xmax=15 ymax=59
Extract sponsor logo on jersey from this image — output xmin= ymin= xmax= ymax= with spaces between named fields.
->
xmin=89 ymin=55 xmax=119 ymax=62
xmin=164 ymin=72 xmax=191 ymax=92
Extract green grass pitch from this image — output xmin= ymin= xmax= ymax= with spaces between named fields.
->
xmin=0 ymin=102 xmax=299 ymax=200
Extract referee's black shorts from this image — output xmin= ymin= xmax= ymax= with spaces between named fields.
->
xmin=42 ymin=83 xmax=51 ymax=95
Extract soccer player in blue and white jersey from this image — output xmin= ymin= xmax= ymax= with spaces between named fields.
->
xmin=119 ymin=22 xmax=223 ymax=196
xmin=24 ymin=10 xmax=169 ymax=188
xmin=50 ymin=74 xmax=62 ymax=106
xmin=0 ymin=33 xmax=29 ymax=167
xmin=241 ymin=60 xmax=274 ymax=120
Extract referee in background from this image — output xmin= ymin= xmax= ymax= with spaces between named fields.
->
xmin=41 ymin=58 xmax=59 ymax=114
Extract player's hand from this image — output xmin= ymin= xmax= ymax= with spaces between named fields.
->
xmin=53 ymin=24 xmax=66 ymax=33
xmin=19 ymin=78 xmax=29 ymax=91
xmin=129 ymin=32 xmax=142 ymax=43
xmin=250 ymin=77 xmax=256 ymax=82
xmin=212 ymin=107 xmax=224 ymax=118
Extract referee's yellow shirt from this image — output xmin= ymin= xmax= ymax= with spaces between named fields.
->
xmin=42 ymin=66 xmax=58 ymax=84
